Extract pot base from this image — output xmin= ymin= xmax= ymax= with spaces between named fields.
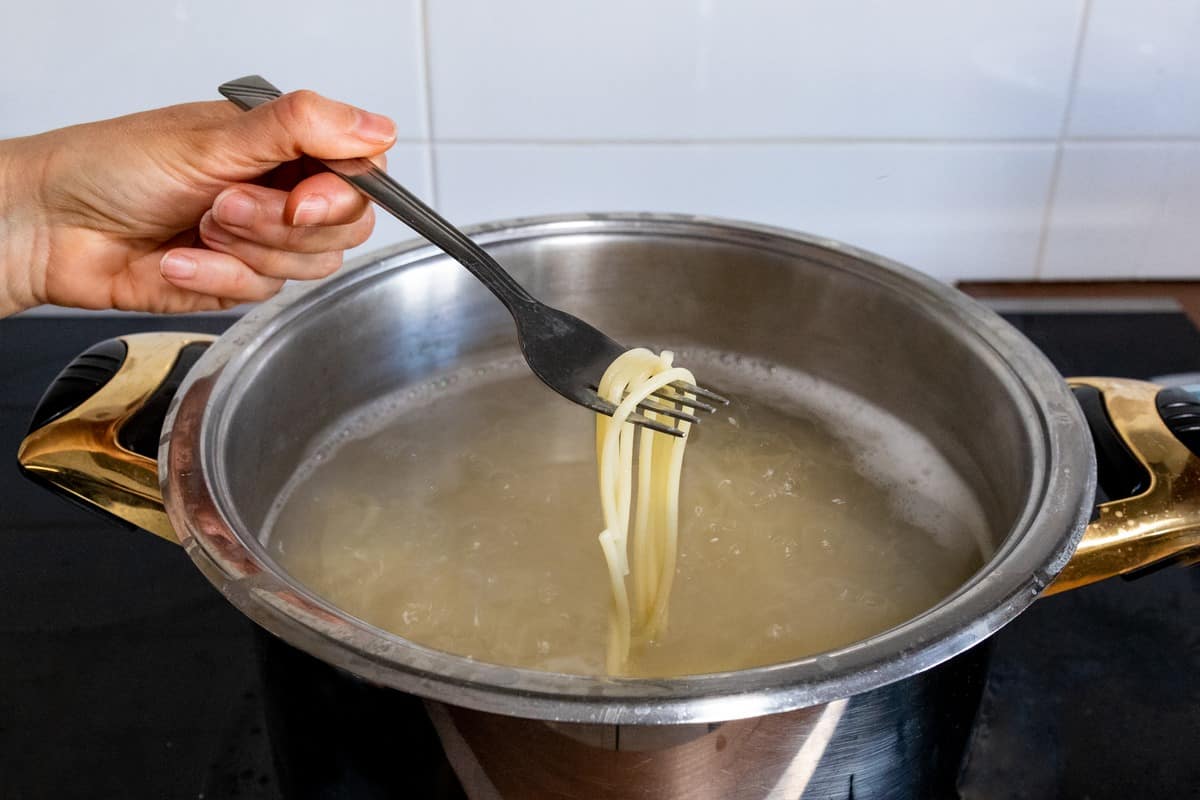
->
xmin=258 ymin=630 xmax=988 ymax=800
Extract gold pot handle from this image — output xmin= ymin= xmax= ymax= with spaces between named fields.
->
xmin=1046 ymin=377 xmax=1200 ymax=595
xmin=17 ymin=332 xmax=217 ymax=545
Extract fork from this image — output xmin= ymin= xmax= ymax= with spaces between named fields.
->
xmin=218 ymin=75 xmax=727 ymax=436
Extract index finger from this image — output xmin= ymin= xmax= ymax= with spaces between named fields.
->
xmin=219 ymin=89 xmax=396 ymax=169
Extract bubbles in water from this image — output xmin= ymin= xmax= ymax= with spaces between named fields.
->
xmin=401 ymin=604 xmax=422 ymax=625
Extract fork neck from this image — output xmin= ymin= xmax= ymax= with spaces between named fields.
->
xmin=452 ymin=246 xmax=539 ymax=312
xmin=375 ymin=191 xmax=540 ymax=312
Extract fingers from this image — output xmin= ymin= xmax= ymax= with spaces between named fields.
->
xmin=210 ymin=175 xmax=375 ymax=253
xmin=157 ymin=169 xmax=378 ymax=303
xmin=159 ymin=248 xmax=284 ymax=302
xmin=282 ymin=169 xmax=382 ymax=228
xmin=223 ymin=89 xmax=396 ymax=168
xmin=152 ymin=88 xmax=393 ymax=307
xmin=198 ymin=211 xmax=349 ymax=281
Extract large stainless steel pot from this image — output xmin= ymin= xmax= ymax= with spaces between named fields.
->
xmin=19 ymin=214 xmax=1200 ymax=799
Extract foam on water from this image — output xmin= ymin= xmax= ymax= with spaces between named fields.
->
xmin=643 ymin=348 xmax=991 ymax=558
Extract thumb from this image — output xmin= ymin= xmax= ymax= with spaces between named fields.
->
xmin=218 ymin=89 xmax=396 ymax=168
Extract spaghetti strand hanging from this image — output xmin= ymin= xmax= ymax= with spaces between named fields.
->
xmin=595 ymin=348 xmax=696 ymax=673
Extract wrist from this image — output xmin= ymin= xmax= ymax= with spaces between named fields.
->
xmin=0 ymin=136 xmax=50 ymax=316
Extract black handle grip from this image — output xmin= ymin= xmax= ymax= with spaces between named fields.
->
xmin=27 ymin=338 xmax=129 ymax=432
xmin=27 ymin=338 xmax=212 ymax=457
xmin=1155 ymin=386 xmax=1200 ymax=459
xmin=1072 ymin=385 xmax=1151 ymax=507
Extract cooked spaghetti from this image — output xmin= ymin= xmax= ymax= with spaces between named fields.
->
xmin=594 ymin=348 xmax=696 ymax=673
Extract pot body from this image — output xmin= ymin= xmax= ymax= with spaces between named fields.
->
xmin=155 ymin=213 xmax=1092 ymax=725
xmin=177 ymin=213 xmax=1080 ymax=798
xmin=258 ymin=629 xmax=989 ymax=800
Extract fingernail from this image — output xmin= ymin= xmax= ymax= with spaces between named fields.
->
xmin=355 ymin=111 xmax=396 ymax=144
xmin=214 ymin=190 xmax=257 ymax=227
xmin=292 ymin=195 xmax=331 ymax=226
xmin=161 ymin=253 xmax=197 ymax=280
xmin=201 ymin=215 xmax=233 ymax=244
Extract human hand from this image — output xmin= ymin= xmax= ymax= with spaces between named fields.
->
xmin=0 ymin=91 xmax=396 ymax=316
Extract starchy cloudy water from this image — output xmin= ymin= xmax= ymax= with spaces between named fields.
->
xmin=265 ymin=349 xmax=990 ymax=677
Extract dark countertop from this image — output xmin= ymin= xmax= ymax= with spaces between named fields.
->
xmin=0 ymin=315 xmax=276 ymax=800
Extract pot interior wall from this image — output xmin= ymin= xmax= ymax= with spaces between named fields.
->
xmin=215 ymin=232 xmax=1033 ymax=574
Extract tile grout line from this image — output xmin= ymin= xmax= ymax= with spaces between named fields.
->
xmin=432 ymin=136 xmax=1063 ymax=147
xmin=387 ymin=136 xmax=1200 ymax=147
xmin=1034 ymin=0 xmax=1092 ymax=280
xmin=388 ymin=135 xmax=1200 ymax=148
xmin=1067 ymin=136 xmax=1200 ymax=144
xmin=417 ymin=0 xmax=439 ymax=209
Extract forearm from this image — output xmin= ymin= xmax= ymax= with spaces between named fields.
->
xmin=0 ymin=136 xmax=49 ymax=317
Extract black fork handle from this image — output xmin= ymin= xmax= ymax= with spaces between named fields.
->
xmin=217 ymin=75 xmax=536 ymax=311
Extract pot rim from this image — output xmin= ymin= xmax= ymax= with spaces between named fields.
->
xmin=161 ymin=212 xmax=1095 ymax=725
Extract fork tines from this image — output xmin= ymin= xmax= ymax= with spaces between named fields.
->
xmin=610 ymin=381 xmax=730 ymax=438
xmin=666 ymin=380 xmax=729 ymax=405
xmin=636 ymin=397 xmax=700 ymax=425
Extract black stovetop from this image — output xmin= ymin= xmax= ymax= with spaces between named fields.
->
xmin=2 ymin=310 xmax=1199 ymax=800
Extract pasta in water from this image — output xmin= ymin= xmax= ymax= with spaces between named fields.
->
xmin=265 ymin=349 xmax=990 ymax=678
xmin=594 ymin=348 xmax=696 ymax=673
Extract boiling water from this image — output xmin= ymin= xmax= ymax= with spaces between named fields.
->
xmin=266 ymin=351 xmax=990 ymax=677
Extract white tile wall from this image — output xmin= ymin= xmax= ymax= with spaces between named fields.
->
xmin=4 ymin=0 xmax=1200 ymax=284
xmin=0 ymin=0 xmax=427 ymax=139
xmin=1069 ymin=0 xmax=1200 ymax=137
xmin=1042 ymin=143 xmax=1200 ymax=279
xmin=436 ymin=142 xmax=1055 ymax=282
xmin=427 ymin=0 xmax=1083 ymax=140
